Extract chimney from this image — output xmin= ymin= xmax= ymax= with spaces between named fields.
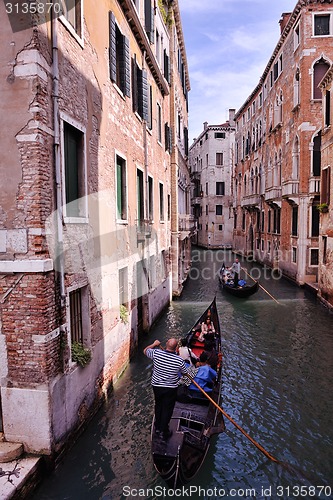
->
xmin=279 ymin=12 xmax=291 ymax=34
xmin=203 ymin=121 xmax=208 ymax=131
xmin=228 ymin=109 xmax=236 ymax=127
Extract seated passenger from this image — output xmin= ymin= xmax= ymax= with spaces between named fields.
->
xmin=197 ymin=317 xmax=215 ymax=343
xmin=203 ymin=340 xmax=218 ymax=370
xmin=178 ymin=338 xmax=199 ymax=366
xmin=189 ymin=352 xmax=217 ymax=393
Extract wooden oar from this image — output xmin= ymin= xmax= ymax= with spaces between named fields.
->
xmin=241 ymin=267 xmax=280 ymax=305
xmin=187 ymin=375 xmax=280 ymax=464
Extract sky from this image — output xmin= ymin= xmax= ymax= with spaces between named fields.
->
xmin=178 ymin=0 xmax=298 ymax=143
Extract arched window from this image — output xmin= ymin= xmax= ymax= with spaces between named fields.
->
xmin=292 ymin=136 xmax=300 ymax=180
xmin=312 ymin=132 xmax=321 ymax=176
xmin=244 ymin=174 xmax=247 ymax=196
xmin=313 ymin=58 xmax=330 ymax=99
xmin=251 ymin=168 xmax=254 ymax=193
xmin=294 ymin=68 xmax=300 ymax=107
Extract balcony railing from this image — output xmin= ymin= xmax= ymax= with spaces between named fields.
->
xmin=178 ymin=214 xmax=196 ymax=233
xmin=265 ymin=186 xmax=282 ymax=201
xmin=241 ymin=194 xmax=261 ymax=208
xmin=136 ymin=219 xmax=153 ymax=242
xmin=309 ymin=177 xmax=320 ymax=195
xmin=282 ymin=180 xmax=299 ymax=198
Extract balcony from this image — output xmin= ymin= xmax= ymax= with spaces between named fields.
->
xmin=136 ymin=219 xmax=152 ymax=242
xmin=309 ymin=177 xmax=320 ymax=195
xmin=179 ymin=214 xmax=197 ymax=239
xmin=265 ymin=186 xmax=282 ymax=202
xmin=282 ymin=180 xmax=299 ymax=198
xmin=241 ymin=194 xmax=261 ymax=208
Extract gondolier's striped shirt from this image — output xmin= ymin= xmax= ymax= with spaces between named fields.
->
xmin=145 ymin=348 xmax=189 ymax=388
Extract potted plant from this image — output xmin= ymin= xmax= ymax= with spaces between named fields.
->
xmin=71 ymin=342 xmax=91 ymax=367
xmin=317 ymin=203 xmax=329 ymax=213
xmin=119 ymin=304 xmax=128 ymax=324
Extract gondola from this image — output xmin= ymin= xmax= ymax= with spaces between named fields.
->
xmin=219 ymin=265 xmax=259 ymax=298
xmin=151 ymin=297 xmax=225 ymax=488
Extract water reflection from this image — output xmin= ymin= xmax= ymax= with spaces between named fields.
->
xmin=32 ymin=249 xmax=333 ymax=500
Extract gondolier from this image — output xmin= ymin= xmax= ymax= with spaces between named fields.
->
xmin=230 ymin=258 xmax=241 ymax=287
xmin=144 ymin=338 xmax=189 ymax=440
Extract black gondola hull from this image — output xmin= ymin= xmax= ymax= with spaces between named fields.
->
xmin=151 ymin=297 xmax=225 ymax=488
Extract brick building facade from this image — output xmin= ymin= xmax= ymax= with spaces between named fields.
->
xmin=318 ymin=65 xmax=333 ymax=307
xmin=233 ymin=0 xmax=333 ymax=290
xmin=190 ymin=110 xmax=235 ymax=249
xmin=0 ymin=0 xmax=190 ymax=455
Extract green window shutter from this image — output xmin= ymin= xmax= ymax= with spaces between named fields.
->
xmin=64 ymin=124 xmax=80 ymax=216
xmin=109 ymin=11 xmax=117 ymax=82
xmin=139 ymin=69 xmax=148 ymax=121
xmin=123 ymin=36 xmax=131 ymax=97
xmin=132 ymin=56 xmax=138 ymax=113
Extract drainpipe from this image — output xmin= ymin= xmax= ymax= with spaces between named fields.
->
xmin=52 ymin=13 xmax=66 ymax=305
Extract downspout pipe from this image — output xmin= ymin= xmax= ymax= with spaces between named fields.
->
xmin=51 ymin=13 xmax=66 ymax=305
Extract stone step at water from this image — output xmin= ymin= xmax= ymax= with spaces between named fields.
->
xmin=0 ymin=441 xmax=24 ymax=463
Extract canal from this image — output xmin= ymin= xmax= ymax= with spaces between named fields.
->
xmin=31 ymin=249 xmax=333 ymax=499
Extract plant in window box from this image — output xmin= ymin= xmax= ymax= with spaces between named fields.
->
xmin=119 ymin=304 xmax=128 ymax=324
xmin=317 ymin=203 xmax=329 ymax=213
xmin=71 ymin=342 xmax=91 ymax=367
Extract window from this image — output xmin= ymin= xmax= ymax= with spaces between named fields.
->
xmin=148 ymin=176 xmax=154 ymax=221
xmin=62 ymin=0 xmax=82 ymax=37
xmin=119 ymin=267 xmax=128 ymax=307
xmin=324 ymin=90 xmax=331 ymax=127
xmin=294 ymin=68 xmax=300 ymax=108
xmin=137 ymin=169 xmax=144 ymax=223
xmin=159 ymin=182 xmax=164 ymax=221
xmin=321 ymin=166 xmax=331 ymax=205
xmin=144 ymin=0 xmax=154 ymax=43
xmin=215 ymin=132 xmax=225 ymax=139
xmin=216 ymin=182 xmax=225 ymax=195
xmin=132 ymin=56 xmax=148 ymax=120
xmin=216 ymin=153 xmax=223 ymax=166
xmin=163 ymin=49 xmax=170 ymax=84
xmin=292 ymin=206 xmax=298 ymax=236
xmin=273 ymin=208 xmax=281 ymax=234
xmin=310 ymin=248 xmax=319 ymax=266
xmin=323 ymin=236 xmax=328 ymax=265
xmin=157 ymin=103 xmax=162 ymax=142
xmin=69 ymin=288 xmax=83 ymax=344
xmin=311 ymin=203 xmax=320 ymax=237
xmin=164 ymin=123 xmax=172 ymax=153
xmin=314 ymin=13 xmax=332 ymax=36
xmin=63 ymin=121 xmax=86 ymax=218
xmin=313 ymin=59 xmax=330 ymax=99
xmin=292 ymin=247 xmax=297 ymax=263
xmin=109 ymin=12 xmax=131 ymax=97
xmin=268 ymin=210 xmax=271 ymax=233
xmin=216 ymin=205 xmax=223 ymax=215
xmin=242 ymin=212 xmax=246 ymax=231
xmin=218 ymin=225 xmax=223 ymax=231
xmin=167 ymin=194 xmax=171 ymax=221
xmin=69 ymin=286 xmax=89 ymax=356
xmin=116 ymin=155 xmax=127 ymax=221
xmin=313 ymin=132 xmax=321 ymax=177
xmin=294 ymin=23 xmax=300 ymax=49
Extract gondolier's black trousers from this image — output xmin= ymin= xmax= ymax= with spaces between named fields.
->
xmin=152 ymin=386 xmax=178 ymax=434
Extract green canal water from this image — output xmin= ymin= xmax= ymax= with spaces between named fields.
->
xmin=31 ymin=249 xmax=333 ymax=499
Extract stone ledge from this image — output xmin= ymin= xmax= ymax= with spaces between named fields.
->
xmin=0 ymin=442 xmax=23 ymax=463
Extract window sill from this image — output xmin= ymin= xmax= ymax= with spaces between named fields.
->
xmin=64 ymin=217 xmax=89 ymax=224
xmin=59 ymin=16 xmax=84 ymax=48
